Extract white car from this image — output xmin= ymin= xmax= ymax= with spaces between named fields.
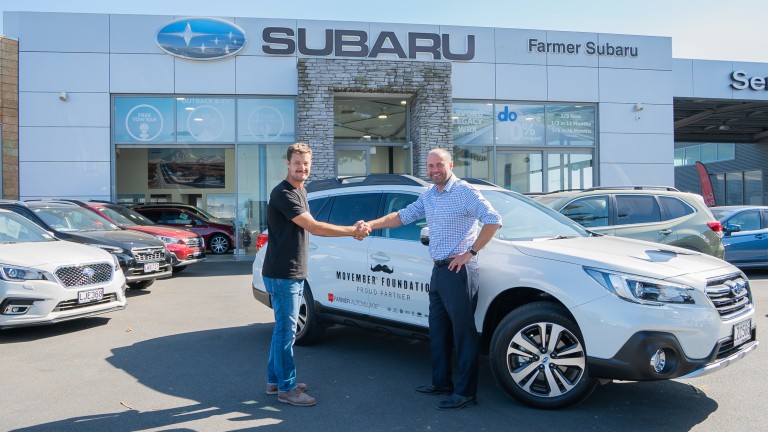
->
xmin=0 ymin=209 xmax=127 ymax=329
xmin=251 ymin=175 xmax=757 ymax=409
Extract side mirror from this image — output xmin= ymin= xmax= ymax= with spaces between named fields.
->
xmin=420 ymin=227 xmax=430 ymax=246
xmin=724 ymin=224 xmax=742 ymax=234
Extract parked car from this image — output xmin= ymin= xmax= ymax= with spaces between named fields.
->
xmin=534 ymin=186 xmax=725 ymax=258
xmin=130 ymin=202 xmax=252 ymax=249
xmin=130 ymin=204 xmax=237 ymax=255
xmin=65 ymin=200 xmax=206 ymax=273
xmin=0 ymin=208 xmax=127 ymax=329
xmin=711 ymin=205 xmax=768 ymax=268
xmin=0 ymin=200 xmax=172 ymax=289
xmin=251 ymin=175 xmax=757 ymax=409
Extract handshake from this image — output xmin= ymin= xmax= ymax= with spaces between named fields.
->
xmin=353 ymin=220 xmax=372 ymax=240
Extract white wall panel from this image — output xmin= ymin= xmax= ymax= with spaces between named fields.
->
xmin=174 ymin=58 xmax=236 ymax=94
xmin=236 ymin=17 xmax=298 ymax=57
xmin=599 ymin=162 xmax=674 ymax=187
xmin=236 ymin=56 xmax=298 ymax=95
xmin=547 ymin=66 xmax=598 ymax=102
xmin=11 ymin=12 xmax=109 ymax=53
xmin=495 ymin=28 xmax=547 ymax=65
xmin=20 ymin=127 xmax=110 ymax=162
xmin=110 ymin=54 xmax=175 ymax=93
xmin=543 ymin=31 xmax=598 ymax=67
xmin=495 ymin=64 xmax=547 ymax=101
xmin=692 ymin=60 xmax=734 ymax=99
xmin=598 ymin=68 xmax=672 ymax=104
xmin=730 ymin=61 xmax=768 ymax=101
xmin=599 ymin=103 xmax=673 ymax=134
xmin=297 ymin=20 xmax=371 ymax=59
xmin=452 ymin=62 xmax=495 ymax=99
xmin=673 ymin=59 xmax=694 ymax=97
xmin=439 ymin=25 xmax=494 ymax=63
xmin=597 ymin=34 xmax=672 ymax=71
xmin=599 ymin=132 xmax=673 ymax=164
xmin=20 ymin=92 xmax=110 ymax=127
xmin=19 ymin=53 xmax=109 ymax=92
xmin=110 ymin=14 xmax=172 ymax=54
xmin=20 ymin=162 xmax=111 ymax=198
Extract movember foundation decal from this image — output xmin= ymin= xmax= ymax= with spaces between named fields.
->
xmin=334 ymin=267 xmax=430 ymax=317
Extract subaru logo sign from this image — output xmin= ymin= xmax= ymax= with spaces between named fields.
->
xmin=82 ymin=268 xmax=96 ymax=278
xmin=156 ymin=17 xmax=247 ymax=60
xmin=725 ymin=279 xmax=747 ymax=296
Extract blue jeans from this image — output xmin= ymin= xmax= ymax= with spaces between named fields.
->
xmin=263 ymin=277 xmax=304 ymax=393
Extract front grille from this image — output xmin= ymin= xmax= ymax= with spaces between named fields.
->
xmin=53 ymin=293 xmax=118 ymax=312
xmin=133 ymin=247 xmax=166 ymax=262
xmin=55 ymin=263 xmax=113 ymax=288
xmin=705 ymin=273 xmax=753 ymax=320
xmin=184 ymin=236 xmax=204 ymax=248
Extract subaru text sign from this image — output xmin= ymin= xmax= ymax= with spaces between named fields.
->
xmin=156 ymin=18 xmax=247 ymax=60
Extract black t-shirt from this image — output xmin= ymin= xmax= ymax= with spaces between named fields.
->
xmin=262 ymin=180 xmax=309 ymax=280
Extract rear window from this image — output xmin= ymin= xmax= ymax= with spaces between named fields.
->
xmin=615 ymin=195 xmax=662 ymax=225
xmin=659 ymin=196 xmax=695 ymax=220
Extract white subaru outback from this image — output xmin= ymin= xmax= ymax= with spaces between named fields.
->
xmin=251 ymin=175 xmax=757 ymax=409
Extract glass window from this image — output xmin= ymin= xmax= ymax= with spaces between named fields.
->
xmin=674 ymin=148 xmax=685 ymax=166
xmin=114 ymin=97 xmax=175 ymax=143
xmin=712 ymin=173 xmax=725 ymax=206
xmin=494 ymin=104 xmax=545 ymax=146
xmin=726 ymin=172 xmax=744 ymax=205
xmin=454 ymin=146 xmax=492 ymax=181
xmin=545 ymin=105 xmax=596 ymax=146
xmin=700 ymin=143 xmax=717 ymax=163
xmin=176 ymin=97 xmax=235 ymax=143
xmin=718 ymin=143 xmax=735 ymax=160
xmin=560 ymin=196 xmax=609 ymax=227
xmin=729 ymin=210 xmax=761 ymax=231
xmin=615 ymin=195 xmax=662 ymax=225
xmin=496 ymin=151 xmax=542 ymax=193
xmin=334 ymin=98 xmax=407 ymax=144
xmin=745 ymin=170 xmax=763 ymax=205
xmin=659 ymin=196 xmax=694 ymax=220
xmin=309 ymin=197 xmax=331 ymax=223
xmin=147 ymin=148 xmax=226 ymax=189
xmin=381 ymin=193 xmax=425 ymax=241
xmin=547 ymin=153 xmax=593 ymax=192
xmin=327 ymin=193 xmax=381 ymax=227
xmin=237 ymin=144 xmax=290 ymax=237
xmin=237 ymin=98 xmax=296 ymax=143
xmin=684 ymin=146 xmax=701 ymax=165
xmin=452 ymin=102 xmax=494 ymax=145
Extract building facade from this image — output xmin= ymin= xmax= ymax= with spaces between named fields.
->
xmin=1 ymin=11 xmax=767 ymax=257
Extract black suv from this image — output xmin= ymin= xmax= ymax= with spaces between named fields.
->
xmin=0 ymin=200 xmax=172 ymax=289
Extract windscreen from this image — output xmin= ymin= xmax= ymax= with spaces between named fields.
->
xmin=34 ymin=207 xmax=121 ymax=232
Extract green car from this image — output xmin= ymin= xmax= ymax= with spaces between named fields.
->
xmin=534 ymin=186 xmax=725 ymax=258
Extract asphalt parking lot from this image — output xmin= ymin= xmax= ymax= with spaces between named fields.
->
xmin=1 ymin=258 xmax=766 ymax=432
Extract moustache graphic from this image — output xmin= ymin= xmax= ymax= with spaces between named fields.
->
xmin=370 ymin=264 xmax=394 ymax=274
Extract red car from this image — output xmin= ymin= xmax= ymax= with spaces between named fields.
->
xmin=69 ymin=200 xmax=206 ymax=272
xmin=129 ymin=205 xmax=236 ymax=255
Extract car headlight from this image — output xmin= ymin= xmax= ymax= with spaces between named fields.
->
xmin=111 ymin=254 xmax=121 ymax=271
xmin=86 ymin=244 xmax=125 ymax=254
xmin=0 ymin=264 xmax=51 ymax=281
xmin=584 ymin=267 xmax=695 ymax=305
xmin=154 ymin=235 xmax=183 ymax=245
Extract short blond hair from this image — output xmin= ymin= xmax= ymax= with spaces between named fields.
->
xmin=287 ymin=142 xmax=312 ymax=160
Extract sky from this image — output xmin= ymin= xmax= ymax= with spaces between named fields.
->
xmin=1 ymin=0 xmax=766 ymax=63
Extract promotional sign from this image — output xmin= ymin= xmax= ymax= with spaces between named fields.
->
xmin=495 ymin=105 xmax=545 ymax=145
xmin=148 ymin=148 xmax=225 ymax=189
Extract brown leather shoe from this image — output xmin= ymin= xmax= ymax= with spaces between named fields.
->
xmin=278 ymin=388 xmax=316 ymax=407
xmin=266 ymin=382 xmax=308 ymax=395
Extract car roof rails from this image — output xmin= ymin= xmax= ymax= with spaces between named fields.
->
xmin=583 ymin=185 xmax=680 ymax=192
xmin=23 ymin=199 xmax=81 ymax=207
xmin=306 ymin=174 xmax=430 ymax=193
xmin=0 ymin=199 xmax=29 ymax=207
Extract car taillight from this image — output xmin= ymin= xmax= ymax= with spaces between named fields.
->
xmin=707 ymin=221 xmax=723 ymax=238
xmin=255 ymin=233 xmax=268 ymax=252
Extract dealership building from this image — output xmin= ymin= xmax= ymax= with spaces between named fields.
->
xmin=1 ymin=11 xmax=767 ymax=257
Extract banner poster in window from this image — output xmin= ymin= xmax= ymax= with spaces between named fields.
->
xmin=114 ymin=97 xmax=175 ymax=143
xmin=452 ymin=103 xmax=493 ymax=144
xmin=495 ymin=104 xmax=545 ymax=145
xmin=545 ymin=106 xmax=596 ymax=146
xmin=148 ymin=148 xmax=225 ymax=189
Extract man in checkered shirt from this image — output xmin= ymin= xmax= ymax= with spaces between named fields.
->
xmin=362 ymin=148 xmax=501 ymax=410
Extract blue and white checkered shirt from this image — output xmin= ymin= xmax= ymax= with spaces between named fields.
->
xmin=398 ymin=175 xmax=502 ymax=260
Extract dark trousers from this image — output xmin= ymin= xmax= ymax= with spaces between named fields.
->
xmin=428 ymin=261 xmax=480 ymax=397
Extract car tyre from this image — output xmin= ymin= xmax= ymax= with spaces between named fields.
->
xmin=127 ymin=279 xmax=155 ymax=290
xmin=209 ymin=234 xmax=230 ymax=255
xmin=489 ymin=301 xmax=598 ymax=409
xmin=295 ymin=284 xmax=326 ymax=346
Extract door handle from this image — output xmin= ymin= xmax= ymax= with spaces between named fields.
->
xmin=756 ymin=234 xmax=765 ymax=239
xmin=370 ymin=253 xmax=390 ymax=262
xmin=659 ymin=229 xmax=672 ymax=235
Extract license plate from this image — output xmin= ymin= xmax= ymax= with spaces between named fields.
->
xmin=78 ymin=288 xmax=104 ymax=304
xmin=144 ymin=262 xmax=160 ymax=273
xmin=733 ymin=319 xmax=752 ymax=347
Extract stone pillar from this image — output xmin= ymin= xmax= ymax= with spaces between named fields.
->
xmin=297 ymin=58 xmax=452 ymax=181
xmin=0 ymin=37 xmax=19 ymax=200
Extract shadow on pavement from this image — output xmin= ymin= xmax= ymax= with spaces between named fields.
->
xmin=11 ymin=323 xmax=718 ymax=432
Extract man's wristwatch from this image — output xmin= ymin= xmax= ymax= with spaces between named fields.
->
xmin=467 ymin=246 xmax=478 ymax=256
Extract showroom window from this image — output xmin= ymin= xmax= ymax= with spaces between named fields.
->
xmin=452 ymin=101 xmax=596 ymax=193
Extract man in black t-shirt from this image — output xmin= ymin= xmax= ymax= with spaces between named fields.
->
xmin=261 ymin=143 xmax=370 ymax=407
